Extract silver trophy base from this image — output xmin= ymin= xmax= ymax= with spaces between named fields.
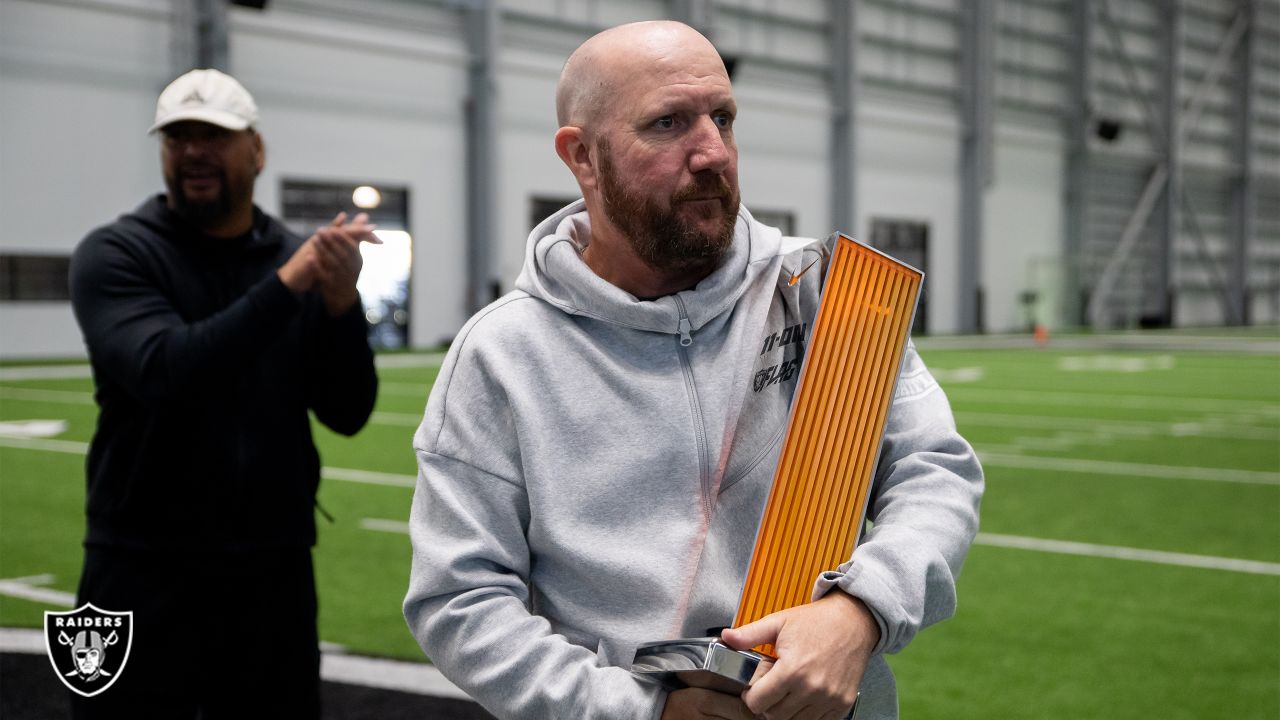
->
xmin=631 ymin=638 xmax=859 ymax=717
xmin=631 ymin=637 xmax=770 ymax=694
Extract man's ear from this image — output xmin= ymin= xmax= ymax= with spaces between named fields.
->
xmin=252 ymin=130 xmax=265 ymax=176
xmin=554 ymin=126 xmax=597 ymax=191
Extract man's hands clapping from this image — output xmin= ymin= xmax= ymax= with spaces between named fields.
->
xmin=278 ymin=211 xmax=381 ymax=316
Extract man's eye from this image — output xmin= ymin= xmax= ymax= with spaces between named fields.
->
xmin=714 ymin=112 xmax=734 ymax=129
xmin=653 ymin=116 xmax=675 ymax=130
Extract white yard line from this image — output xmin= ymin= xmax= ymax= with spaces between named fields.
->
xmin=978 ymin=451 xmax=1280 ymax=485
xmin=0 ymin=387 xmax=94 ymax=405
xmin=378 ymin=382 xmax=432 ymax=397
xmin=0 ymin=575 xmax=75 ymax=607
xmin=0 ymin=365 xmax=92 ymax=381
xmin=360 ymin=518 xmax=412 ymax=534
xmin=320 ymin=467 xmax=417 ymax=488
xmin=945 ymin=387 xmax=1280 ymax=415
xmin=4 ymin=434 xmax=1271 ymax=488
xmin=0 ymin=439 xmax=417 ymax=488
xmin=0 ymin=627 xmax=471 ymax=700
xmin=370 ymin=411 xmax=423 ymax=427
xmin=0 ymin=436 xmax=90 ymax=454
xmin=976 ymin=533 xmax=1280 ymax=576
xmin=375 ymin=353 xmax=446 ymax=369
xmin=955 ymin=411 xmax=1278 ymax=441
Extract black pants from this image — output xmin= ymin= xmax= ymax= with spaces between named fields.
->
xmin=70 ymin=545 xmax=320 ymax=720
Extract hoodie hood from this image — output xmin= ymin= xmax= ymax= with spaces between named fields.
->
xmin=514 ymin=199 xmax=784 ymax=336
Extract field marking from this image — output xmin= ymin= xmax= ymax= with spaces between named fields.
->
xmin=1058 ymin=354 xmax=1175 ymax=372
xmin=928 ymin=367 xmax=985 ymax=383
xmin=0 ymin=420 xmax=68 ymax=438
xmin=370 ymin=411 xmax=422 ymax=427
xmin=0 ymin=627 xmax=471 ymax=700
xmin=0 ymin=574 xmax=75 ymax=607
xmin=321 ymin=467 xmax=417 ymax=488
xmin=945 ymin=387 xmax=1280 ymax=415
xmin=978 ymin=451 xmax=1280 ymax=485
xmin=5 ymin=434 xmax=1270 ymax=489
xmin=0 ymin=365 xmax=92 ymax=381
xmin=0 ymin=438 xmax=418 ymax=488
xmin=0 ymin=386 xmax=94 ymax=405
xmin=379 ymin=382 xmax=431 ymax=397
xmin=375 ymin=353 xmax=446 ymax=369
xmin=360 ymin=518 xmax=412 ymax=534
xmin=956 ymin=411 xmax=1278 ymax=441
xmin=976 ymin=533 xmax=1280 ymax=576
xmin=0 ymin=436 xmax=90 ymax=454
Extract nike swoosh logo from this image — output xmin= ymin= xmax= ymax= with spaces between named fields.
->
xmin=787 ymin=258 xmax=820 ymax=286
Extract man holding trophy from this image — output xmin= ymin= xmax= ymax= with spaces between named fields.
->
xmin=404 ymin=20 xmax=983 ymax=720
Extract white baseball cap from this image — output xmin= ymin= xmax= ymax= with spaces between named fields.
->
xmin=148 ymin=69 xmax=259 ymax=134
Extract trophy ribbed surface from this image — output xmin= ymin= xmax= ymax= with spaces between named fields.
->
xmin=732 ymin=235 xmax=922 ymax=647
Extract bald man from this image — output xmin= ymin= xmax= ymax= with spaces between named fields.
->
xmin=403 ymin=21 xmax=982 ymax=720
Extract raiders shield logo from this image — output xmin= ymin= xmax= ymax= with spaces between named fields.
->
xmin=44 ymin=604 xmax=133 ymax=697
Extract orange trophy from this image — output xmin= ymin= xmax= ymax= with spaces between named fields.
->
xmin=631 ymin=233 xmax=924 ymax=708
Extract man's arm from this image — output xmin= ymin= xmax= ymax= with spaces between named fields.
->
xmin=70 ymin=229 xmax=302 ymax=406
xmin=723 ymin=343 xmax=983 ymax=718
xmin=299 ymin=213 xmax=379 ymax=436
xmin=404 ymin=450 xmax=665 ymax=720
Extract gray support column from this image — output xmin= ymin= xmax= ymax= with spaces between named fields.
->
xmin=1231 ymin=0 xmax=1257 ymax=325
xmin=670 ymin=0 xmax=712 ymax=35
xmin=830 ymin=0 xmax=858 ymax=235
xmin=1157 ymin=0 xmax=1182 ymax=325
xmin=171 ymin=0 xmax=230 ymax=74
xmin=464 ymin=0 xmax=499 ymax=315
xmin=1063 ymin=0 xmax=1092 ymax=328
xmin=959 ymin=0 xmax=993 ymax=333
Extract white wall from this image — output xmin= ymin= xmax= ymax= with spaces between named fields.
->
xmin=0 ymin=0 xmax=172 ymax=358
xmin=2 ymin=0 xmax=1114 ymax=359
xmin=858 ymin=100 xmax=963 ymax=334
xmin=984 ymin=124 xmax=1064 ymax=332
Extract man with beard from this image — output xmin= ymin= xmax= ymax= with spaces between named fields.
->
xmin=403 ymin=21 xmax=982 ymax=720
xmin=69 ymin=69 xmax=378 ymax=717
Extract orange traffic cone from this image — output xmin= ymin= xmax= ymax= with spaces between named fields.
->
xmin=1033 ymin=323 xmax=1049 ymax=346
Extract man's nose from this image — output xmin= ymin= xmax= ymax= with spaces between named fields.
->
xmin=687 ymin=116 xmax=733 ymax=175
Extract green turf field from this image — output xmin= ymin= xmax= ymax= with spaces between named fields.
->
xmin=2 ymin=330 xmax=1277 ymax=718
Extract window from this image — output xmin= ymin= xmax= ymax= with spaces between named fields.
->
xmin=0 ymin=255 xmax=72 ymax=301
xmin=281 ymin=180 xmax=412 ymax=349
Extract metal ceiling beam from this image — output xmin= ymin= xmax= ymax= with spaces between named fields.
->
xmin=464 ymin=0 xmax=499 ymax=315
xmin=830 ymin=0 xmax=858 ymax=237
xmin=958 ymin=0 xmax=994 ymax=333
xmin=1087 ymin=2 xmax=1248 ymax=329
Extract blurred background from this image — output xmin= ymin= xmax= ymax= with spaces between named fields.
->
xmin=0 ymin=1 xmax=1277 ymax=718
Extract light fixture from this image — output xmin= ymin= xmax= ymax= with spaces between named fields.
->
xmin=352 ymin=185 xmax=382 ymax=209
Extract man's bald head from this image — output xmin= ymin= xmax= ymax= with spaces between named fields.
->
xmin=555 ymin=20 xmax=727 ymax=130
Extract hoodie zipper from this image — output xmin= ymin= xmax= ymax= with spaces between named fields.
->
xmin=672 ymin=295 xmax=712 ymax=521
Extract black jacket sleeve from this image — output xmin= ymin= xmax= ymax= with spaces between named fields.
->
xmin=306 ymin=299 xmax=378 ymax=436
xmin=70 ymin=230 xmax=301 ymax=408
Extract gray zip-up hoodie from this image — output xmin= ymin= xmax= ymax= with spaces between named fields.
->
xmin=405 ymin=201 xmax=983 ymax=719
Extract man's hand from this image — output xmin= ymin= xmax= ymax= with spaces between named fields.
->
xmin=720 ymin=592 xmax=880 ymax=720
xmin=660 ymin=687 xmax=754 ymax=720
xmin=277 ymin=212 xmax=380 ymax=316
xmin=313 ymin=211 xmax=379 ymax=317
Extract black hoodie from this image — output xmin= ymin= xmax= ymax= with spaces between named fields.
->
xmin=70 ymin=195 xmax=378 ymax=552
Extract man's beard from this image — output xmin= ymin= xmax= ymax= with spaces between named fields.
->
xmin=165 ymin=168 xmax=235 ymax=229
xmin=597 ymin=139 xmax=739 ymax=275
